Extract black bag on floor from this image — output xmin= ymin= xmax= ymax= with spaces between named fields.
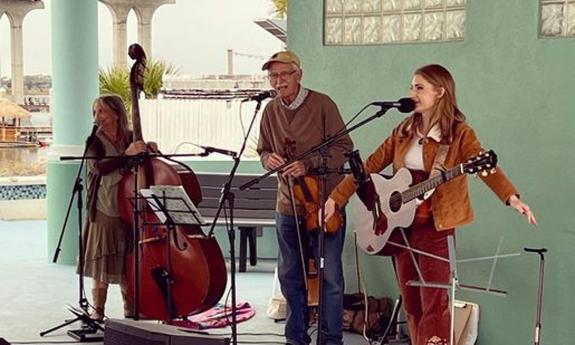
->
xmin=343 ymin=293 xmax=392 ymax=337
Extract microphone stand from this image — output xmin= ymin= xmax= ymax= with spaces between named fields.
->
xmin=41 ymin=131 xmax=105 ymax=341
xmin=239 ymin=104 xmax=397 ymax=343
xmin=43 ymin=150 xmax=209 ymax=339
xmin=54 ymin=149 xmax=209 ymax=326
xmin=240 ymin=104 xmax=393 ymax=190
xmin=204 ymin=99 xmax=266 ymax=345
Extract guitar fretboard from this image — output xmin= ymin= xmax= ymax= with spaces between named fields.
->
xmin=392 ymin=165 xmax=463 ymax=205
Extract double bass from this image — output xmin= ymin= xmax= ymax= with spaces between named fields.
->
xmin=118 ymin=44 xmax=226 ymax=321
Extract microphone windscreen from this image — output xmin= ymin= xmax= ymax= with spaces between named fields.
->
xmin=397 ymin=98 xmax=415 ymax=113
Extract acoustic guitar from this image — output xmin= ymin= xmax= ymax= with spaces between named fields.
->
xmin=353 ymin=150 xmax=498 ymax=255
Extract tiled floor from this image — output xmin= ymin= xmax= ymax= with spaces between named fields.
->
xmin=0 ymin=220 xmax=367 ymax=345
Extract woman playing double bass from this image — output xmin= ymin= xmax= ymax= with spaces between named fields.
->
xmin=78 ymin=94 xmax=155 ymax=321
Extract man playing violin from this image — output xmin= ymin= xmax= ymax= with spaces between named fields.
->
xmin=257 ymin=50 xmax=354 ymax=345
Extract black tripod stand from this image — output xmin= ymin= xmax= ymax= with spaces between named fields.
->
xmin=40 ymin=126 xmax=104 ymax=341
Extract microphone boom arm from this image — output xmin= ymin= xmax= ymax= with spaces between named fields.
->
xmin=239 ymin=105 xmax=393 ymax=190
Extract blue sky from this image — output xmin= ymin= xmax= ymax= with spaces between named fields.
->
xmin=0 ymin=0 xmax=284 ymax=77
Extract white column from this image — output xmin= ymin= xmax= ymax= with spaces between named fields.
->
xmin=99 ymin=0 xmax=175 ymax=62
xmin=2 ymin=0 xmax=44 ymax=104
xmin=103 ymin=4 xmax=131 ymax=67
xmin=9 ymin=13 xmax=24 ymax=104
xmin=134 ymin=6 xmax=155 ymax=58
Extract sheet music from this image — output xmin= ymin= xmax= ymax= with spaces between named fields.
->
xmin=139 ymin=185 xmax=206 ymax=225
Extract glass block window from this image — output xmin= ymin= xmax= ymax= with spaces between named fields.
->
xmin=324 ymin=0 xmax=466 ymax=45
xmin=540 ymin=0 xmax=575 ymax=37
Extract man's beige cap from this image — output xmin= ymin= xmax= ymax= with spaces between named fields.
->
xmin=261 ymin=50 xmax=301 ymax=70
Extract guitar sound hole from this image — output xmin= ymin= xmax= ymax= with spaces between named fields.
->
xmin=389 ymin=191 xmax=402 ymax=212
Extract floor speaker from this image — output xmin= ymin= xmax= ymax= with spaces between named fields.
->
xmin=104 ymin=318 xmax=230 ymax=345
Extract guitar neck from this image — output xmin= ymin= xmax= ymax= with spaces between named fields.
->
xmin=401 ymin=165 xmax=463 ymax=203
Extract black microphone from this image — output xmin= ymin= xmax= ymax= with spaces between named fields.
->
xmin=241 ymin=90 xmax=277 ymax=102
xmin=86 ymin=122 xmax=99 ymax=145
xmin=371 ymin=97 xmax=415 ymax=113
xmin=347 ymin=150 xmax=367 ymax=184
xmin=200 ymin=145 xmax=237 ymax=157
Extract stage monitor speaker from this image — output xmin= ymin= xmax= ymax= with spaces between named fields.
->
xmin=104 ymin=318 xmax=230 ymax=345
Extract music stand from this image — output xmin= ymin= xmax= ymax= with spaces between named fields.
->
xmin=389 ymin=233 xmax=520 ymax=345
xmin=137 ymin=185 xmax=207 ymax=320
xmin=140 ymin=185 xmax=206 ymax=227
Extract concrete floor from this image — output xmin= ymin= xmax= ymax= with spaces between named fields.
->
xmin=0 ymin=220 xmax=367 ymax=345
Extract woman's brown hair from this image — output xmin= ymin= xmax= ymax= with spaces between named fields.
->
xmin=93 ymin=94 xmax=131 ymax=148
xmin=400 ymin=64 xmax=466 ymax=143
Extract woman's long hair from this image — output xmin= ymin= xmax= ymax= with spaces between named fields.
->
xmin=93 ymin=94 xmax=131 ymax=148
xmin=400 ymin=64 xmax=466 ymax=143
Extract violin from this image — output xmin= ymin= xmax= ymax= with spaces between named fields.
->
xmin=292 ymin=175 xmax=342 ymax=234
xmin=283 ymin=139 xmax=343 ymax=234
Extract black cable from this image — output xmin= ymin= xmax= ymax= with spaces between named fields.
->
xmin=239 ymin=101 xmax=246 ymax=137
xmin=154 ymin=149 xmax=195 ymax=175
xmin=334 ymin=103 xmax=372 ymax=138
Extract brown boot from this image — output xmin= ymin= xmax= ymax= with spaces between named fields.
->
xmin=120 ymin=282 xmax=134 ymax=318
xmin=91 ymin=287 xmax=108 ymax=321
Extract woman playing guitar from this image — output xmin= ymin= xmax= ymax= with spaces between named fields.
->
xmin=323 ymin=64 xmax=537 ymax=345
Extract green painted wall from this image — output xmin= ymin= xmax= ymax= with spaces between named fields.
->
xmin=289 ymin=1 xmax=574 ymax=344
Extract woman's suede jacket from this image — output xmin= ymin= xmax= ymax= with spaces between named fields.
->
xmin=329 ymin=120 xmax=518 ymax=231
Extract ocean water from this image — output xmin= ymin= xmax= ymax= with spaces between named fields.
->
xmin=0 ymin=112 xmax=50 ymax=177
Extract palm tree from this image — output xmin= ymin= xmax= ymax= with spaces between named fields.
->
xmin=144 ymin=60 xmax=178 ymax=98
xmin=272 ymin=0 xmax=287 ymax=19
xmin=99 ymin=65 xmax=131 ymax=107
xmin=99 ymin=60 xmax=178 ymax=111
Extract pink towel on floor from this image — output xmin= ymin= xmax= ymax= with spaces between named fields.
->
xmin=173 ymin=302 xmax=255 ymax=329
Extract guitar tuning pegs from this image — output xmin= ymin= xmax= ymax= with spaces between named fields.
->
xmin=490 ymin=168 xmax=497 ymax=174
xmin=481 ymin=170 xmax=489 ymax=177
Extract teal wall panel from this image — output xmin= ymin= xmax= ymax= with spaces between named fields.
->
xmin=289 ymin=1 xmax=574 ymax=344
xmin=47 ymin=0 xmax=99 ymax=265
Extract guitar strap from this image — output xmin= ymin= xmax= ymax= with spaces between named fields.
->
xmin=430 ymin=144 xmax=450 ymax=178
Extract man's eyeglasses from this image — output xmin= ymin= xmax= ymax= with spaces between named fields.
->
xmin=267 ymin=69 xmax=298 ymax=81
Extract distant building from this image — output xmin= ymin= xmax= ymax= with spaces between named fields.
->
xmin=161 ymin=74 xmax=269 ymax=101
